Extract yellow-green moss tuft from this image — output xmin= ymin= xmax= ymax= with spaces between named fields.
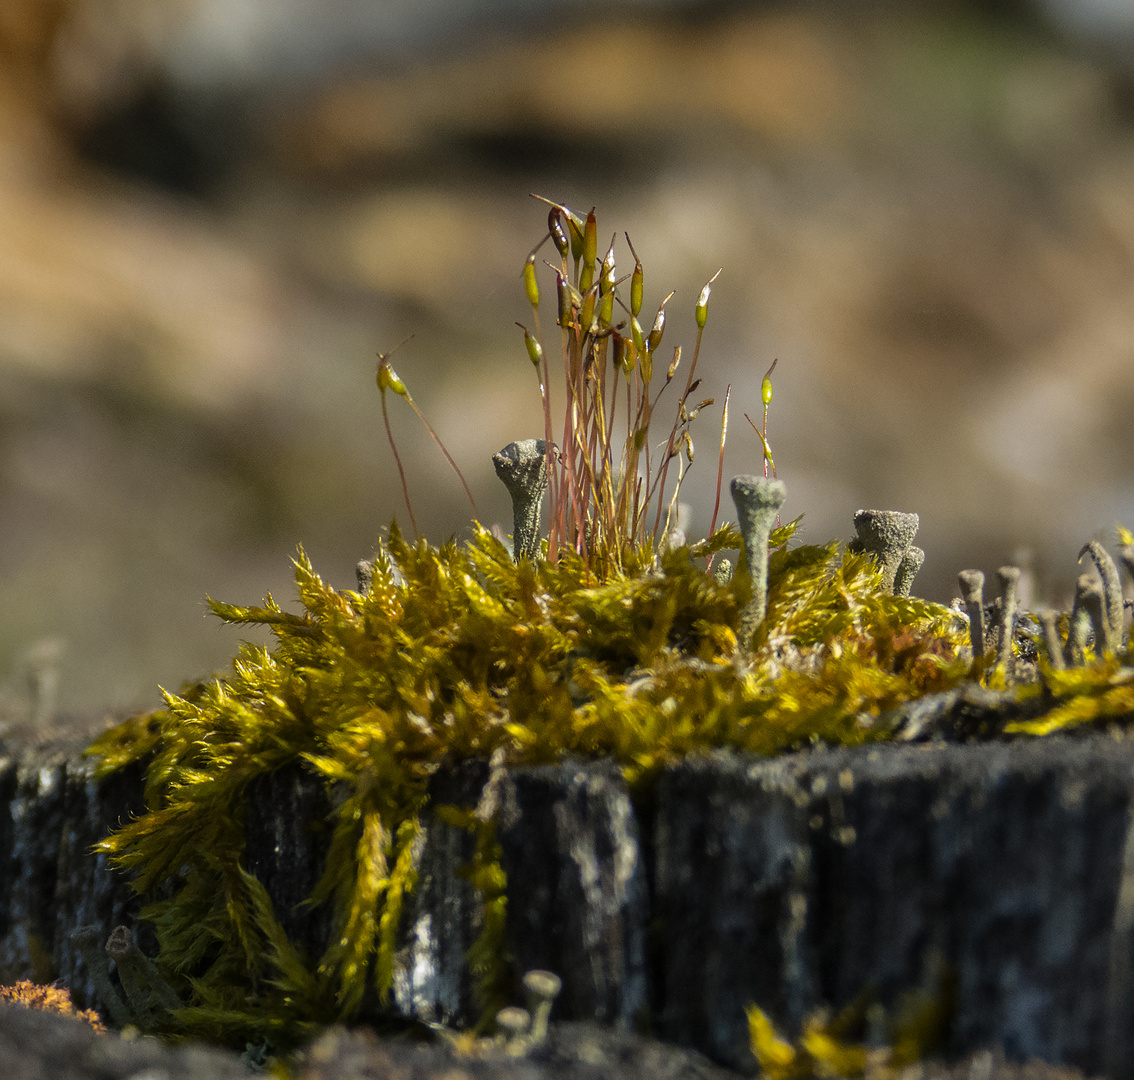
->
xmin=84 ymin=518 xmax=968 ymax=1047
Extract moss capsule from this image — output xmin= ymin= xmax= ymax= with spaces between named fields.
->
xmin=580 ymin=284 xmax=597 ymax=334
xmin=695 ymin=268 xmax=721 ymax=330
xmin=667 ymin=345 xmax=681 ymax=381
xmin=600 ymin=239 xmax=616 ymax=291
xmin=647 ymin=298 xmax=669 ymax=354
xmin=377 ymin=360 xmax=407 ymax=397
xmin=597 ymin=242 xmax=617 ymax=326
xmin=617 ymin=332 xmax=637 ymax=379
xmin=613 ymin=331 xmax=626 ymax=369
xmin=613 ymin=331 xmax=638 ymax=376
xmin=517 ymin=324 xmax=543 ymax=367
xmin=554 ymin=270 xmax=574 ymax=327
xmin=599 ymin=290 xmax=614 ymax=328
xmin=579 ymin=208 xmax=598 ymax=293
xmin=625 ymin=233 xmax=644 ymax=317
xmin=624 ymin=336 xmax=637 ymax=372
xmin=564 ymin=209 xmax=585 ymax=262
xmin=762 ymin=358 xmax=777 ymax=407
xmin=630 ymin=315 xmax=646 ymax=356
xmin=548 ymin=208 xmax=569 ymax=260
xmin=523 ymin=255 xmax=539 ymax=308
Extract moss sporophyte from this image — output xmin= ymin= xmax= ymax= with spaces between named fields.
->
xmin=83 ymin=201 xmax=1134 ymax=1055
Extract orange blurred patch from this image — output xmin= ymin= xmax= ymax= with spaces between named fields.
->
xmin=0 ymin=979 xmax=106 ymax=1032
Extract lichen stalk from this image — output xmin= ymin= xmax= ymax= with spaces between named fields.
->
xmin=995 ymin=566 xmax=1020 ymax=674
xmin=893 ymin=546 xmax=924 ymax=598
xmin=1078 ymin=576 xmax=1109 ymax=662
xmin=70 ymin=926 xmax=132 ymax=1028
xmin=1064 ymin=574 xmax=1097 ymax=666
xmin=958 ymin=570 xmax=986 ymax=661
xmin=355 ymin=559 xmax=373 ymax=594
xmin=730 ymin=475 xmax=787 ymax=645
xmin=1037 ymin=609 xmax=1065 ymax=671
xmin=522 ymin=969 xmax=561 ymax=1046
xmin=852 ymin=510 xmax=919 ymax=595
xmin=1078 ymin=541 xmax=1123 ymax=652
xmin=492 ymin=439 xmax=549 ymax=561
xmin=105 ymin=925 xmax=182 ymax=1028
xmin=1119 ymin=539 xmax=1134 ymax=594
xmin=496 ymin=1006 xmax=531 ymax=1054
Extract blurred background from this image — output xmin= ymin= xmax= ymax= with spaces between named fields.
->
xmin=1 ymin=0 xmax=1133 ymax=722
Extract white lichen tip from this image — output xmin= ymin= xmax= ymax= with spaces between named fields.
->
xmin=522 ymin=968 xmax=562 ymax=1002
xmin=496 ymin=1005 xmax=532 ymax=1054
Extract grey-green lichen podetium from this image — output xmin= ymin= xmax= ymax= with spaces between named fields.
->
xmin=957 ymin=569 xmax=986 ymax=660
xmin=1078 ymin=540 xmax=1123 ymax=653
xmin=893 ymin=546 xmax=925 ymax=599
xmin=730 ymin=474 xmax=786 ymax=646
xmin=492 ymin=439 xmax=548 ymax=561
xmin=849 ymin=509 xmax=919 ymax=595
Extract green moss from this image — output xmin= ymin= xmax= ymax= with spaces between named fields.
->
xmin=747 ymin=955 xmax=955 ymax=1079
xmin=84 ymin=517 xmax=969 ymax=1047
xmin=1005 ymin=657 xmax=1134 ymax=736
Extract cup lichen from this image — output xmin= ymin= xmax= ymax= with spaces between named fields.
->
xmin=492 ymin=439 xmax=549 ymax=561
xmin=730 ymin=474 xmax=787 ymax=645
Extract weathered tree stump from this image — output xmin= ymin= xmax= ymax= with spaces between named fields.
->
xmin=655 ymin=738 xmax=1134 ymax=1074
xmin=5 ymin=716 xmax=1134 ymax=1078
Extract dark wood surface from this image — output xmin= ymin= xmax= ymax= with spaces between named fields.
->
xmin=3 ymin=717 xmax=1133 ymax=1077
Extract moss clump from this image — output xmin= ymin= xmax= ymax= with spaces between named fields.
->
xmin=86 ymin=518 xmax=965 ymax=1048
xmin=82 ymin=199 xmax=1126 ymax=1053
xmin=1005 ymin=657 xmax=1134 ymax=736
